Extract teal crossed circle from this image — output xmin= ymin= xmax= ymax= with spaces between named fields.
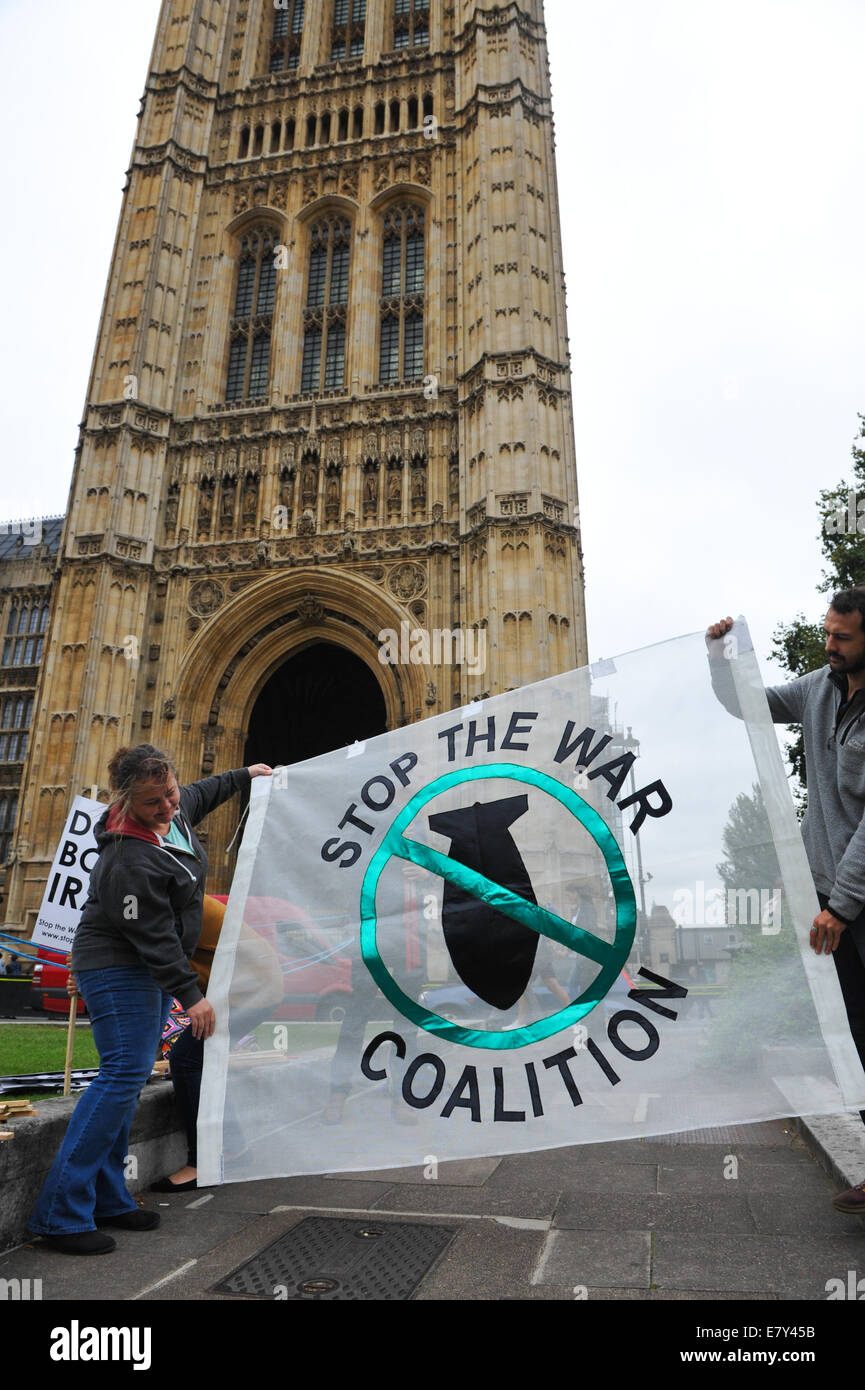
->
xmin=359 ymin=764 xmax=637 ymax=1050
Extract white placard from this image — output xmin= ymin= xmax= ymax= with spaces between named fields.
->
xmin=30 ymin=796 xmax=107 ymax=955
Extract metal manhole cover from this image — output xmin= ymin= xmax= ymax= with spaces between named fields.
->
xmin=212 ymin=1217 xmax=458 ymax=1300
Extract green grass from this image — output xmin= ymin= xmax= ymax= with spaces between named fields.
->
xmin=0 ymin=1023 xmax=100 ymax=1077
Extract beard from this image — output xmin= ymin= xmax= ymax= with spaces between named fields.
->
xmin=829 ymin=650 xmax=865 ymax=675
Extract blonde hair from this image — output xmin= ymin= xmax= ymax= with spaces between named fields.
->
xmin=107 ymin=744 xmax=177 ymax=819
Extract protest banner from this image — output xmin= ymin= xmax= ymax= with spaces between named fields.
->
xmin=199 ymin=621 xmax=865 ymax=1183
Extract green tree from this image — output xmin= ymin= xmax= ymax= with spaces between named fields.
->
xmin=715 ymin=782 xmax=777 ymax=902
xmin=698 ymin=785 xmax=817 ymax=1069
xmin=771 ymin=415 xmax=865 ymax=808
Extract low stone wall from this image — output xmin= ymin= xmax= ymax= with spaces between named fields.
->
xmin=0 ymin=1080 xmax=185 ymax=1251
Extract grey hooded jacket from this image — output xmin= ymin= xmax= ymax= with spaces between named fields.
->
xmin=70 ymin=768 xmax=251 ymax=1008
xmin=709 ymin=654 xmax=865 ymax=924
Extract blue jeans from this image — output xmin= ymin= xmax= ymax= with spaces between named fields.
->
xmin=29 ymin=967 xmax=172 ymax=1235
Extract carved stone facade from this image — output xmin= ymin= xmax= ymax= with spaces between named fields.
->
xmin=3 ymin=0 xmax=587 ymax=926
xmin=0 ymin=519 xmax=63 ymax=919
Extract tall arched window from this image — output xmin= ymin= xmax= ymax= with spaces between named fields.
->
xmin=270 ymin=0 xmax=306 ymax=72
xmin=1 ymin=600 xmax=49 ymax=667
xmin=0 ymin=693 xmax=33 ymax=764
xmin=0 ymin=793 xmax=18 ymax=865
xmin=301 ymin=217 xmax=351 ymax=393
xmin=226 ymin=226 xmax=278 ymax=403
xmin=393 ymin=0 xmax=429 ymax=49
xmin=331 ymin=0 xmax=366 ymax=61
xmin=379 ymin=205 xmax=425 ymax=383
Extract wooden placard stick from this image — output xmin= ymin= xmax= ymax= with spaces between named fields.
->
xmin=63 ymin=954 xmax=77 ymax=1098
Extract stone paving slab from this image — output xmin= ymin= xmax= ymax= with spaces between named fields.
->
xmin=644 ymin=1288 xmax=781 ymax=1301
xmin=658 ymin=1160 xmax=833 ymax=1196
xmin=746 ymin=1192 xmax=865 ymax=1236
xmin=539 ymin=1161 xmax=659 ymax=1193
xmin=563 ymin=1136 xmax=802 ymax=1165
xmin=553 ymin=1192 xmax=757 ymax=1234
xmin=795 ymin=1113 xmax=865 ymax=1190
xmin=583 ymin=1288 xmax=780 ymax=1301
xmin=653 ymin=1232 xmax=865 ymax=1298
xmin=330 ymin=1156 xmax=501 ymax=1186
xmin=367 ymin=1182 xmax=559 ymax=1220
xmin=3 ymin=1209 xmax=256 ymax=1301
xmin=533 ymin=1229 xmax=652 ymax=1289
xmin=176 ymin=1175 xmax=396 ymax=1213
xmin=413 ymin=1219 xmax=546 ymax=1300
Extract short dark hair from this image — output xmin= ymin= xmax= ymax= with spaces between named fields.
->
xmin=829 ymin=587 xmax=865 ymax=631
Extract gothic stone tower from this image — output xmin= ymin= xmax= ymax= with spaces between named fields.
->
xmin=7 ymin=0 xmax=587 ymax=924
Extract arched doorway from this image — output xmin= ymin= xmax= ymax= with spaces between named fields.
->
xmin=243 ymin=641 xmax=388 ymax=768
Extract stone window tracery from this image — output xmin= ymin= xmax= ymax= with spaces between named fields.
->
xmin=379 ymin=204 xmax=425 ymax=383
xmin=0 ymin=694 xmax=33 ymax=764
xmin=331 ymin=0 xmax=366 ymax=62
xmin=393 ymin=0 xmax=429 ymax=50
xmin=0 ymin=793 xmax=18 ymax=866
xmin=301 ymin=217 xmax=351 ymax=393
xmin=1 ymin=600 xmax=48 ymax=667
xmin=226 ymin=225 xmax=278 ymax=403
xmin=269 ymin=0 xmax=305 ymax=72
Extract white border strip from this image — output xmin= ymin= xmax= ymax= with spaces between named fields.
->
xmin=197 ymin=774 xmax=273 ymax=1185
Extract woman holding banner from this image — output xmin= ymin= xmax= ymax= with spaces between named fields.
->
xmin=28 ymin=744 xmax=271 ymax=1255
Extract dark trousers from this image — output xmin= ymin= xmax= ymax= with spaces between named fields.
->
xmin=819 ymin=893 xmax=865 ymax=1124
xmin=168 ymin=1024 xmax=204 ymax=1166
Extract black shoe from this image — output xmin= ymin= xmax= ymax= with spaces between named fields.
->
xmin=149 ymin=1176 xmax=197 ymax=1192
xmin=40 ymin=1231 xmax=116 ymax=1255
xmin=96 ymin=1209 xmax=160 ymax=1230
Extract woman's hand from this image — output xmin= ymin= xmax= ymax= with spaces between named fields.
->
xmin=247 ymin=764 xmax=273 ymax=779
xmin=186 ymin=998 xmax=216 ymax=1040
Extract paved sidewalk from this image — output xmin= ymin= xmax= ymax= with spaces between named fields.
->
xmin=2 ymin=1116 xmax=865 ymax=1303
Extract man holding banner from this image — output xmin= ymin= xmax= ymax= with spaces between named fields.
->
xmin=708 ymin=591 xmax=865 ymax=1212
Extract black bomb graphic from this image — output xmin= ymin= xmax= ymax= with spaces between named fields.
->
xmin=359 ymin=762 xmax=640 ymax=1050
xmin=428 ymin=794 xmax=539 ymax=1010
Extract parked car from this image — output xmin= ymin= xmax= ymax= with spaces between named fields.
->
xmin=210 ymin=894 xmax=354 ymax=1022
xmin=30 ymin=955 xmax=87 ymax=1016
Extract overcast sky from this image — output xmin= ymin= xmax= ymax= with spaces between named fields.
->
xmin=1 ymin=0 xmax=863 ymax=690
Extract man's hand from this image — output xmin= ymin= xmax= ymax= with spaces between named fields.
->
xmin=706 ymin=616 xmax=735 ymax=642
xmin=811 ymin=909 xmax=846 ymax=955
xmin=247 ymin=764 xmax=273 ymax=779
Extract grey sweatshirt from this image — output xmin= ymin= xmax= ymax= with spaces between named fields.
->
xmin=709 ymin=653 xmax=865 ymax=923
xmin=71 ymin=768 xmax=251 ymax=1007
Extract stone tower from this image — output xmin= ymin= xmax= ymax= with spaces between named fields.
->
xmin=6 ymin=0 xmax=587 ymax=926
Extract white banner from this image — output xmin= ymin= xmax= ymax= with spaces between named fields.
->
xmin=199 ymin=622 xmax=865 ymax=1183
xmin=30 ymin=796 xmax=106 ymax=955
